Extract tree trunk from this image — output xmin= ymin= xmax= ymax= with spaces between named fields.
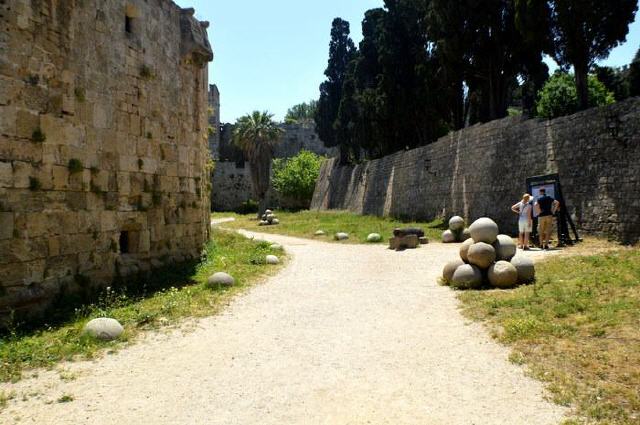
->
xmin=257 ymin=197 xmax=267 ymax=219
xmin=575 ymin=64 xmax=589 ymax=110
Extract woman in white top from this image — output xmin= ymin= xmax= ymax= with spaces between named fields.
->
xmin=511 ymin=193 xmax=533 ymax=250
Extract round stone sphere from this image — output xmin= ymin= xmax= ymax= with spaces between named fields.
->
xmin=266 ymin=255 xmax=279 ymax=265
xmin=459 ymin=238 xmax=474 ymax=262
xmin=461 ymin=228 xmax=471 ymax=242
xmin=271 ymin=218 xmax=280 ymax=225
xmin=449 ymin=216 xmax=465 ymax=232
xmin=265 ymin=209 xmax=273 ymax=215
xmin=314 ymin=230 xmax=326 ymax=236
xmin=258 ymin=220 xmax=268 ymax=226
xmin=83 ymin=318 xmax=124 ymax=341
xmin=469 ymin=217 xmax=499 ymax=244
xmin=493 ymin=234 xmax=517 ymax=261
xmin=206 ymin=272 xmax=235 ymax=288
xmin=451 ymin=264 xmax=483 ymax=289
xmin=442 ymin=229 xmax=457 ymax=243
xmin=367 ymin=233 xmax=382 ymax=243
xmin=334 ymin=232 xmax=349 ymax=241
xmin=467 ymin=242 xmax=496 ymax=269
xmin=511 ymin=255 xmax=536 ymax=283
xmin=488 ymin=261 xmax=519 ymax=288
xmin=442 ymin=258 xmax=465 ymax=284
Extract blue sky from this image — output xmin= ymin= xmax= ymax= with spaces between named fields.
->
xmin=175 ymin=0 xmax=640 ymax=123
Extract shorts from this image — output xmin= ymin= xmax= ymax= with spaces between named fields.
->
xmin=518 ymin=220 xmax=532 ymax=233
xmin=538 ymin=215 xmax=553 ymax=236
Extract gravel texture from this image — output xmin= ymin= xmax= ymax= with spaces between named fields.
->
xmin=1 ymin=230 xmax=566 ymax=425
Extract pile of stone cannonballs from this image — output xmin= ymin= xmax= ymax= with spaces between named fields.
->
xmin=258 ymin=209 xmax=280 ymax=226
xmin=442 ymin=217 xmax=535 ymax=289
xmin=442 ymin=216 xmax=471 ymax=243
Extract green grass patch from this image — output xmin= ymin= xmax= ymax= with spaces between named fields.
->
xmin=212 ymin=210 xmax=445 ymax=243
xmin=459 ymin=248 xmax=640 ymax=424
xmin=0 ymin=229 xmax=285 ymax=384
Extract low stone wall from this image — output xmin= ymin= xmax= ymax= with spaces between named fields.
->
xmin=311 ymin=98 xmax=640 ymax=244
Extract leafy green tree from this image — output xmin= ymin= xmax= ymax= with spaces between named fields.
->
xmin=272 ymin=150 xmax=325 ymax=208
xmin=285 ymin=101 xmax=318 ymax=124
xmin=316 ymin=18 xmax=357 ymax=164
xmin=232 ymin=111 xmax=284 ymax=217
xmin=536 ymin=72 xmax=614 ymax=119
xmin=593 ymin=65 xmax=630 ymax=101
xmin=629 ymin=46 xmax=640 ymax=97
xmin=547 ymin=0 xmax=637 ymax=110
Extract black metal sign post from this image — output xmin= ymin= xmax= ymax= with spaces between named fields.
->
xmin=526 ymin=173 xmax=580 ymax=247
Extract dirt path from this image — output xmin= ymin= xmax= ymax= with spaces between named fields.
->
xmin=1 ymin=230 xmax=566 ymax=425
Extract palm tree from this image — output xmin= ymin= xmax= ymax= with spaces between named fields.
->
xmin=232 ymin=111 xmax=284 ymax=218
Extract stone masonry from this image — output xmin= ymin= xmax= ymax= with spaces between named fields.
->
xmin=210 ymin=109 xmax=337 ymax=211
xmin=0 ymin=1 xmax=213 ymax=322
xmin=312 ymin=98 xmax=640 ymax=244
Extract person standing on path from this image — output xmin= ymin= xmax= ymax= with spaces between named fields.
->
xmin=511 ymin=193 xmax=533 ymax=250
xmin=534 ymin=188 xmax=560 ymax=250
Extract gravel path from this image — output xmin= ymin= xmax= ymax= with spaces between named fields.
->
xmin=1 ymin=230 xmax=566 ymax=425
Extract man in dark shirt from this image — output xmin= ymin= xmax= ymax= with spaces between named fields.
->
xmin=534 ymin=188 xmax=560 ymax=250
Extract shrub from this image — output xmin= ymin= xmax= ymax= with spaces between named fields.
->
xmin=272 ymin=150 xmax=324 ymax=205
xmin=536 ymin=72 xmax=615 ymax=119
xmin=235 ymin=199 xmax=259 ymax=215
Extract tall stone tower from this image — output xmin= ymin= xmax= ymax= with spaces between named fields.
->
xmin=0 ymin=1 xmax=214 ymax=323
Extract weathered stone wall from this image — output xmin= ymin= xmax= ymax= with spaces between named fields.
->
xmin=0 ymin=1 xmax=213 ymax=321
xmin=311 ymin=98 xmax=640 ymax=244
xmin=207 ymin=84 xmax=220 ymax=160
xmin=211 ymin=121 xmax=337 ymax=211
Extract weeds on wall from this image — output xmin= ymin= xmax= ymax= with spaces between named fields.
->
xmin=31 ymin=128 xmax=46 ymax=143
xmin=140 ymin=65 xmax=154 ymax=80
xmin=74 ymin=87 xmax=86 ymax=102
xmin=28 ymin=177 xmax=41 ymax=191
xmin=68 ymin=159 xmax=83 ymax=174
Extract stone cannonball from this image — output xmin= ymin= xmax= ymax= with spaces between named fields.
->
xmin=451 ymin=264 xmax=483 ymax=289
xmin=493 ymin=234 xmax=517 ymax=261
xmin=461 ymin=228 xmax=471 ymax=242
xmin=488 ymin=261 xmax=519 ymax=289
xmin=442 ymin=258 xmax=465 ymax=285
xmin=511 ymin=255 xmax=536 ymax=283
xmin=334 ymin=232 xmax=349 ymax=241
xmin=206 ymin=272 xmax=235 ymax=288
xmin=271 ymin=218 xmax=280 ymax=225
xmin=265 ymin=209 xmax=273 ymax=215
xmin=459 ymin=238 xmax=474 ymax=262
xmin=442 ymin=229 xmax=457 ymax=243
xmin=469 ymin=217 xmax=499 ymax=244
xmin=367 ymin=233 xmax=382 ymax=243
xmin=266 ymin=255 xmax=279 ymax=265
xmin=449 ymin=216 xmax=465 ymax=232
xmin=467 ymin=242 xmax=496 ymax=269
xmin=83 ymin=318 xmax=124 ymax=341
xmin=314 ymin=230 xmax=326 ymax=236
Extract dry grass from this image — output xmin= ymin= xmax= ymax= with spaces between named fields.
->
xmin=459 ymin=245 xmax=640 ymax=424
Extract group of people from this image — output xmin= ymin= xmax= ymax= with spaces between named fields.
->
xmin=511 ymin=188 xmax=560 ymax=250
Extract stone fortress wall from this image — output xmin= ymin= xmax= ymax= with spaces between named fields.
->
xmin=0 ymin=1 xmax=213 ymax=322
xmin=311 ymin=98 xmax=640 ymax=244
xmin=209 ymin=95 xmax=338 ymax=211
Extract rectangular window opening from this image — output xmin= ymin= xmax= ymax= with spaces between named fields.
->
xmin=125 ymin=16 xmax=133 ymax=33
xmin=119 ymin=231 xmax=130 ymax=254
